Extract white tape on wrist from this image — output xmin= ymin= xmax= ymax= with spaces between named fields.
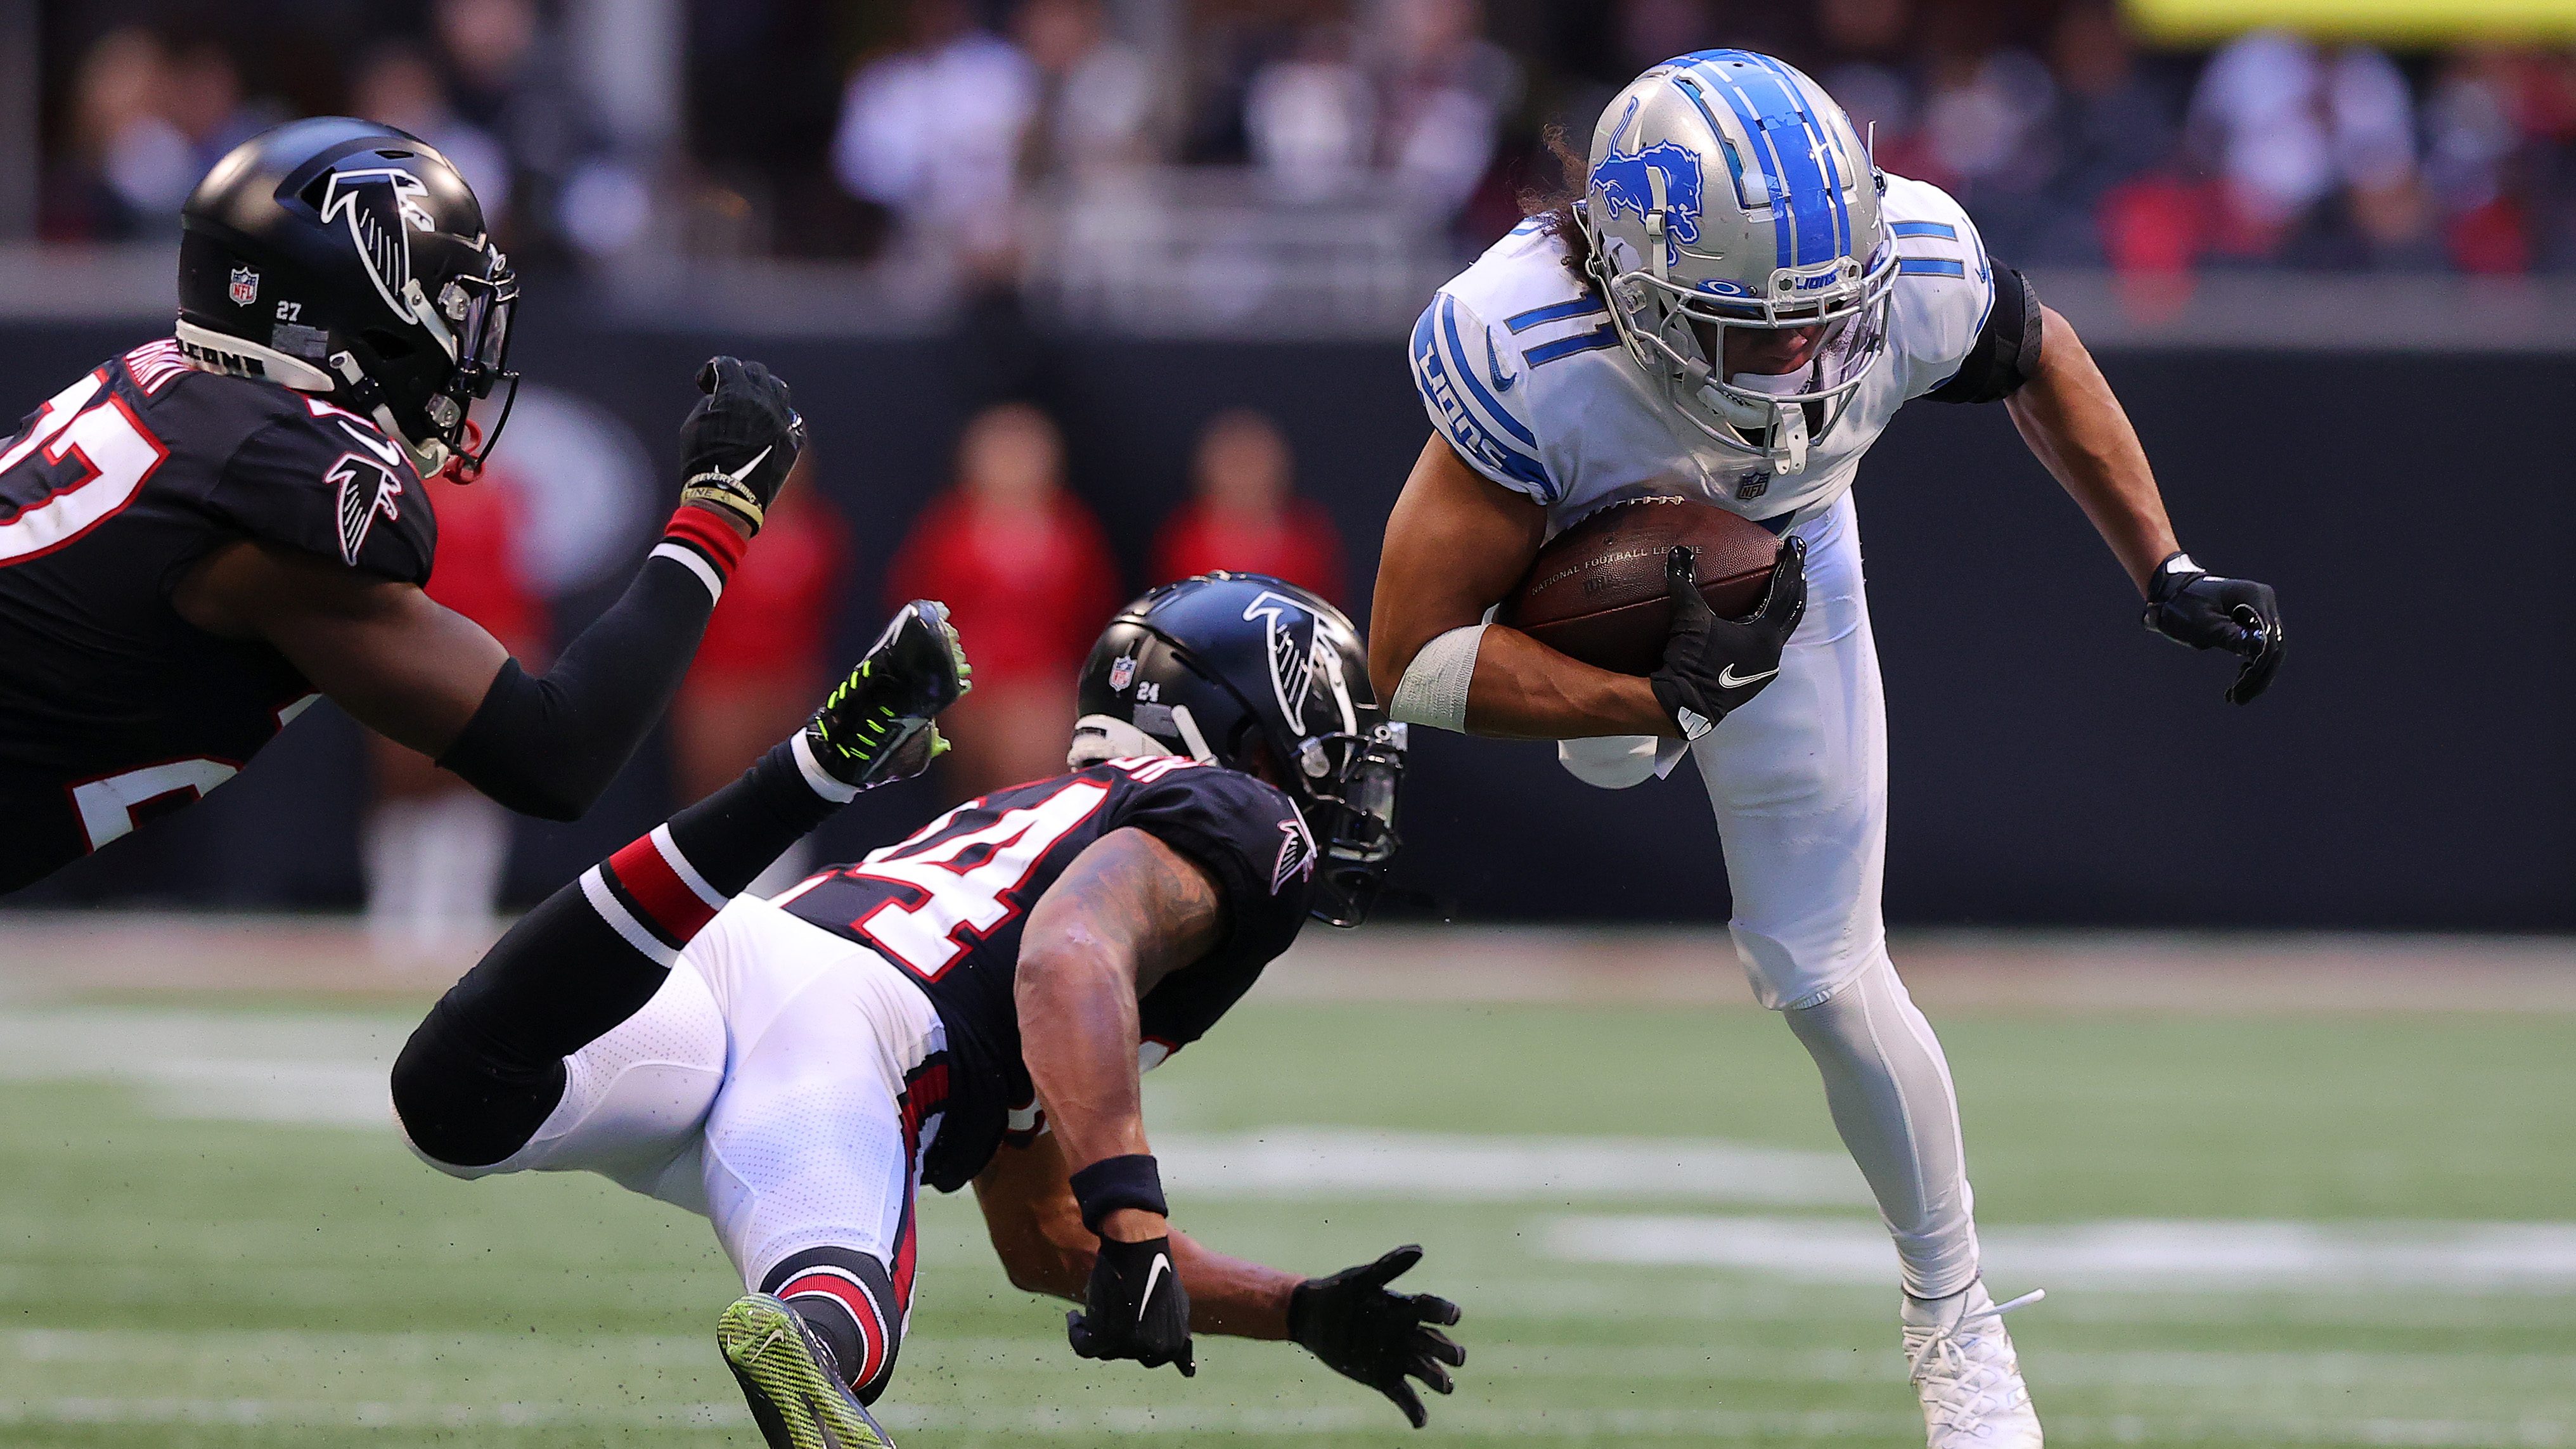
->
xmin=1389 ymin=624 xmax=1486 ymax=733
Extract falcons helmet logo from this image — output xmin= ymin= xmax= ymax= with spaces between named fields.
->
xmin=319 ymin=167 xmax=438 ymax=326
xmin=328 ymin=451 xmax=406 ymax=564
xmin=1241 ymin=589 xmax=1359 ymax=737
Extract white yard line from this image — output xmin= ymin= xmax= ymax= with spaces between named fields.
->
xmin=1159 ymin=1128 xmax=1871 ymax=1204
xmin=1547 ymin=1214 xmax=2576 ymax=1292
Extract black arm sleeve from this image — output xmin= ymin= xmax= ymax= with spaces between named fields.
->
xmin=435 ymin=552 xmax=716 ymax=820
xmin=1924 ymin=265 xmax=2044 ymax=404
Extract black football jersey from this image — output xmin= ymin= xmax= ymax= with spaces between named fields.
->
xmin=777 ymin=757 xmax=1320 ymax=1191
xmin=0 ymin=339 xmax=437 ymax=892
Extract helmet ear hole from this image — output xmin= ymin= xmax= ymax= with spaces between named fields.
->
xmin=360 ymin=328 xmax=415 ymax=361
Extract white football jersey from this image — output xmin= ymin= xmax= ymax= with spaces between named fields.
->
xmin=1412 ymin=174 xmax=1994 ymax=536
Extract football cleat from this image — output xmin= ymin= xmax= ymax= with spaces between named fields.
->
xmin=718 ymin=1293 xmax=898 ymax=1449
xmin=1903 ymin=1282 xmax=2045 ymax=1448
xmin=804 ymin=600 xmax=971 ymax=792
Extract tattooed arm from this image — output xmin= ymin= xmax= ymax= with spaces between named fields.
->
xmin=980 ymin=826 xmax=1304 ymax=1336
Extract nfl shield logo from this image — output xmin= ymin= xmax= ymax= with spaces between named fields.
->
xmin=228 ymin=266 xmax=259 ymax=307
xmin=1108 ymin=654 xmax=1138 ymax=692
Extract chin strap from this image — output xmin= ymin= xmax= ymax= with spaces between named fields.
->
xmin=1765 ymin=400 xmax=1809 ymax=473
xmin=329 ymin=350 xmax=450 ymax=478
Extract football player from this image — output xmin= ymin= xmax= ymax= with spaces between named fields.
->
xmin=390 ymin=577 xmax=1453 ymax=1448
xmin=0 ymin=117 xmax=805 ymax=893
xmin=1372 ymin=53 xmax=2287 ymax=1448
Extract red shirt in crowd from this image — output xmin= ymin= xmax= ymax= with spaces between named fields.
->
xmin=421 ymin=468 xmax=544 ymax=664
xmin=1150 ymin=498 xmax=1346 ymax=604
xmin=887 ymin=490 xmax=1123 ymax=684
xmin=688 ymin=490 xmax=852 ymax=688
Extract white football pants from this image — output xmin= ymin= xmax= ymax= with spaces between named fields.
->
xmin=411 ymin=896 xmax=948 ymax=1303
xmin=1697 ymin=493 xmax=1981 ymax=1299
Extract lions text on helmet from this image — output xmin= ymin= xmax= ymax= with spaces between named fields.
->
xmin=1074 ymin=573 xmax=1406 ymax=928
xmin=175 ymin=117 xmax=518 ymax=481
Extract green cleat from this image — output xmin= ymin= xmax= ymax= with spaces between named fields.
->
xmin=717 ymin=1293 xmax=898 ymax=1449
xmin=802 ymin=600 xmax=972 ymax=792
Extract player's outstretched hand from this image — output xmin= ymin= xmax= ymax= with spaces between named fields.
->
xmin=1289 ymin=1246 xmax=1465 ymax=1429
xmin=1650 ymin=538 xmax=1807 ymax=740
xmin=801 ymin=600 xmax=972 ymax=793
xmin=678 ymin=356 xmax=805 ymax=536
xmin=2141 ymin=551 xmax=2284 ymax=705
xmin=1067 ymin=1235 xmax=1195 ymax=1377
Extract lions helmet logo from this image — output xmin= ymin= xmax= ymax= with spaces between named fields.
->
xmin=1240 ymin=590 xmax=1358 ymax=738
xmin=228 ymin=266 xmax=259 ymax=307
xmin=328 ymin=452 xmax=406 ymax=565
xmin=1590 ymin=100 xmax=1704 ymax=266
xmin=318 ymin=167 xmax=439 ymax=326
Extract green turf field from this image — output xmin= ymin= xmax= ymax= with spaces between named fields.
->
xmin=2 ymin=993 xmax=2572 ymax=1448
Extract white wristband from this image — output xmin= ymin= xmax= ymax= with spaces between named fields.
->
xmin=1389 ymin=624 xmax=1486 ymax=733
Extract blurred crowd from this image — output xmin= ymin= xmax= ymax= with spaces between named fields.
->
xmin=41 ymin=0 xmax=648 ymax=262
xmin=37 ymin=0 xmax=2576 ymax=278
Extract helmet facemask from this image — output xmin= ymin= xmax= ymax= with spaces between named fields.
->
xmin=1590 ymin=212 xmax=1897 ymax=476
xmin=416 ymin=252 xmax=520 ymax=480
xmin=1283 ymin=721 xmax=1407 ymax=929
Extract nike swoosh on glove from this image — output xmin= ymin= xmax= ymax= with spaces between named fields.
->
xmin=2142 ymin=551 xmax=2285 ymax=705
xmin=1067 ymin=1235 xmax=1195 ymax=1376
xmin=678 ymin=356 xmax=805 ymax=535
xmin=1289 ymin=1246 xmax=1465 ymax=1429
xmin=1649 ymin=538 xmax=1807 ymax=740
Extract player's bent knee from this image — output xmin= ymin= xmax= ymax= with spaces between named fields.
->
xmin=1731 ymin=923 xmax=1884 ymax=1013
xmin=389 ymin=1001 xmax=569 ymax=1172
xmin=762 ymin=1247 xmax=905 ymax=1404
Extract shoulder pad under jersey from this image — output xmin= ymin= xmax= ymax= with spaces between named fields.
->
xmin=213 ymin=394 xmax=437 ymax=585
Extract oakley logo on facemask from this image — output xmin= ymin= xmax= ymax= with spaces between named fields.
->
xmin=320 ymin=167 xmax=437 ymax=326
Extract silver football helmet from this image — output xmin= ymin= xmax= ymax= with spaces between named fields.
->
xmin=1577 ymin=50 xmax=1895 ymax=475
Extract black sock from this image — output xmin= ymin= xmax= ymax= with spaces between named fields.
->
xmin=391 ymin=738 xmax=841 ymax=1168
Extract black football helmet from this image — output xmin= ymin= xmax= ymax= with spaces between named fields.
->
xmin=1074 ymin=573 xmax=1406 ymax=928
xmin=176 ymin=117 xmax=518 ymax=479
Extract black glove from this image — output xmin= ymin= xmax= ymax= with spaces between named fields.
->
xmin=1067 ymin=1235 xmax=1194 ymax=1377
xmin=678 ymin=356 xmax=804 ymax=535
xmin=1649 ymin=538 xmax=1807 ymax=740
xmin=1288 ymin=1246 xmax=1464 ymax=1429
xmin=2142 ymin=551 xmax=2284 ymax=705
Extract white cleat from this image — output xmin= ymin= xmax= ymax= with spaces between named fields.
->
xmin=1902 ymin=1280 xmax=2045 ymax=1448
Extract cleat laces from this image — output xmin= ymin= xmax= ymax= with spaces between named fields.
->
xmin=1905 ymin=1287 xmax=2044 ymax=1438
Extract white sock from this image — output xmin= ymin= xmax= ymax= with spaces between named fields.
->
xmin=1783 ymin=953 xmax=1981 ymax=1299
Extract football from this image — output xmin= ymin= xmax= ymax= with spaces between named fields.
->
xmin=1501 ymin=496 xmax=1782 ymax=676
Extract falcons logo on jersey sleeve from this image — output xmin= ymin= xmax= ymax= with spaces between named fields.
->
xmin=328 ymin=452 xmax=406 ymax=565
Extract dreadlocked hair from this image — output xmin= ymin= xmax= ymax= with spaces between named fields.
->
xmin=1518 ymin=122 xmax=1601 ymax=300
